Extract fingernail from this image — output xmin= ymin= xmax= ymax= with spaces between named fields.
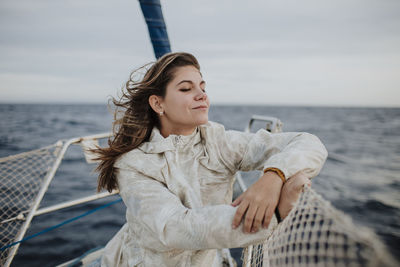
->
xmin=232 ymin=224 xmax=237 ymax=229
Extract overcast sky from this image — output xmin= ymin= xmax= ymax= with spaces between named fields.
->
xmin=0 ymin=0 xmax=399 ymax=107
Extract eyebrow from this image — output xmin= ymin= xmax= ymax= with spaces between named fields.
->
xmin=176 ymin=80 xmax=206 ymax=86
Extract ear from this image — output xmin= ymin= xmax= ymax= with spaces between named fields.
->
xmin=148 ymin=95 xmax=164 ymax=114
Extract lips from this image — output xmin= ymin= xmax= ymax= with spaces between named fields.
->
xmin=193 ymin=105 xmax=208 ymax=109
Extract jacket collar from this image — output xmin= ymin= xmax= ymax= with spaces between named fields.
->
xmin=138 ymin=125 xmax=205 ymax=153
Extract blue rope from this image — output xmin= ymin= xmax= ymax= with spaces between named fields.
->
xmin=1 ymin=198 xmax=122 ymax=252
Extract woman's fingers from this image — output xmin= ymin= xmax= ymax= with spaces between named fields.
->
xmin=231 ymin=193 xmax=243 ymax=207
xmin=251 ymin=205 xmax=267 ymax=232
xmin=233 ymin=200 xmax=269 ymax=233
xmin=232 ymin=200 xmax=249 ymax=229
xmin=243 ymin=204 xmax=258 ymax=233
xmin=277 ymin=171 xmax=310 ymax=220
xmin=262 ymin=206 xmax=274 ymax=229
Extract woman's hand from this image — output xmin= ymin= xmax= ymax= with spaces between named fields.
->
xmin=231 ymin=171 xmax=283 ymax=233
xmin=277 ymin=171 xmax=310 ymax=220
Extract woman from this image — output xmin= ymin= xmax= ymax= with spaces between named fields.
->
xmin=96 ymin=52 xmax=328 ymax=266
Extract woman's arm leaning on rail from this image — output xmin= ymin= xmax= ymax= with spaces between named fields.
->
xmin=204 ymin=123 xmax=328 ymax=234
xmin=117 ymin=167 xmax=274 ymax=253
xmin=208 ymin=124 xmax=328 ymax=179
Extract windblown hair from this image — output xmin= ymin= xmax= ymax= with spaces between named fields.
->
xmin=95 ymin=52 xmax=200 ymax=192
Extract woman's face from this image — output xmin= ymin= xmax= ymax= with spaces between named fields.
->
xmin=158 ymin=65 xmax=210 ymax=136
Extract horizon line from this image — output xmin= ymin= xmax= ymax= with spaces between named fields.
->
xmin=0 ymin=101 xmax=399 ymax=109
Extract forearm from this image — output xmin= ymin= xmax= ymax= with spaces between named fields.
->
xmin=158 ymin=204 xmax=271 ymax=250
xmin=262 ymin=132 xmax=328 ymax=180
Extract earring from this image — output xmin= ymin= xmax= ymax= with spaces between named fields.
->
xmin=159 ymin=111 xmax=164 ymax=116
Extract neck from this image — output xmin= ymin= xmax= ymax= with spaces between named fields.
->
xmin=160 ymin=125 xmax=196 ymax=138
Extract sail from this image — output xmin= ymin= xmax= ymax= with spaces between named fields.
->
xmin=138 ymin=0 xmax=172 ymax=58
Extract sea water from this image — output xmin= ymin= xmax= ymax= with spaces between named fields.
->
xmin=0 ymin=104 xmax=399 ymax=266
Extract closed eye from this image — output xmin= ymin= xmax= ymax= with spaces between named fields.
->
xmin=179 ymin=88 xmax=191 ymax=92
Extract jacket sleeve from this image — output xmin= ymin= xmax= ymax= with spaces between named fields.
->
xmin=210 ymin=125 xmax=328 ymax=180
xmin=117 ymin=167 xmax=273 ymax=252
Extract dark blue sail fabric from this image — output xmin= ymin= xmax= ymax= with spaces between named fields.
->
xmin=138 ymin=0 xmax=171 ymax=59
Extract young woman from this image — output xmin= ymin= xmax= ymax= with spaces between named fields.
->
xmin=96 ymin=52 xmax=328 ymax=266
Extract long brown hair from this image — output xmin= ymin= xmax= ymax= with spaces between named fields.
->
xmin=94 ymin=52 xmax=200 ymax=192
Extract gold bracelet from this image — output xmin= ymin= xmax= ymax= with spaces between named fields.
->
xmin=264 ymin=167 xmax=286 ymax=184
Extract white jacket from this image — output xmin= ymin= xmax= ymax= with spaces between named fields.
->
xmin=101 ymin=121 xmax=328 ymax=267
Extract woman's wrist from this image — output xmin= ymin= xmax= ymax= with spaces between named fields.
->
xmin=260 ymin=170 xmax=284 ymax=187
xmin=263 ymin=167 xmax=286 ymax=184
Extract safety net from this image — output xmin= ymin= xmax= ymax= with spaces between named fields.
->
xmin=242 ymin=186 xmax=397 ymax=267
xmin=0 ymin=143 xmax=62 ymax=267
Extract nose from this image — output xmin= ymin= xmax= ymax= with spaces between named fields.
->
xmin=194 ymin=89 xmax=207 ymax=101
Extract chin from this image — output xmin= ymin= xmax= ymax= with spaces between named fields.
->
xmin=194 ymin=117 xmax=208 ymax=126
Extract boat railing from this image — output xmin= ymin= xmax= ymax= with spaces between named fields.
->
xmin=1 ymin=132 xmax=115 ymax=267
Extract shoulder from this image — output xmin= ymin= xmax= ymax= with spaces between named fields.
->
xmin=114 ymin=148 xmax=167 ymax=185
xmin=200 ymin=121 xmax=250 ymax=143
xmin=199 ymin=121 xmax=227 ymax=139
xmin=115 ymin=148 xmax=165 ymax=170
xmin=114 ymin=148 xmax=144 ymax=170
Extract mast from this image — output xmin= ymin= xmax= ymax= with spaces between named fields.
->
xmin=138 ymin=0 xmax=172 ymax=59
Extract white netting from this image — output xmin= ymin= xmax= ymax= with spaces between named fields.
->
xmin=0 ymin=144 xmax=62 ymax=266
xmin=242 ymin=186 xmax=397 ymax=267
